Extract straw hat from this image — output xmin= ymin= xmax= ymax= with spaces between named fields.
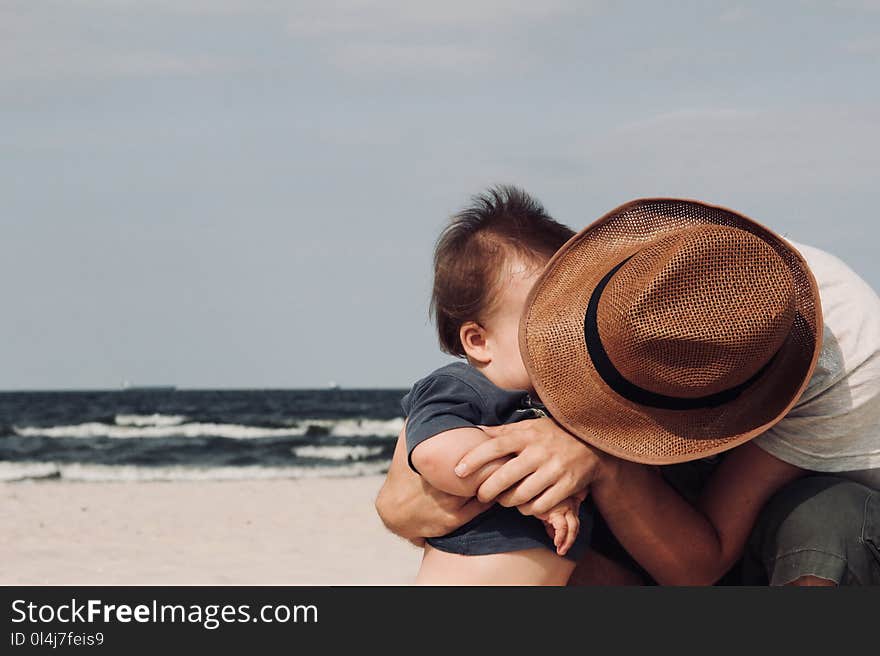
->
xmin=520 ymin=198 xmax=823 ymax=465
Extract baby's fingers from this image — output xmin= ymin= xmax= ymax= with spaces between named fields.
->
xmin=558 ymin=511 xmax=579 ymax=556
xmin=552 ymin=516 xmax=567 ymax=552
xmin=555 ymin=525 xmax=566 ymax=551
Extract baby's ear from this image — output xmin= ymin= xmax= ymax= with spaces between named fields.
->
xmin=459 ymin=321 xmax=491 ymax=364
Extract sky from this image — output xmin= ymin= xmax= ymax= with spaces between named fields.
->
xmin=2 ymin=0 xmax=879 ymax=390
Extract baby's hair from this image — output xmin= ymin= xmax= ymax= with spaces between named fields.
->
xmin=431 ymin=185 xmax=575 ymax=356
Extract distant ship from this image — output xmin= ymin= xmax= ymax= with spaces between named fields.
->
xmin=327 ymin=381 xmax=341 ymax=390
xmin=119 ymin=380 xmax=176 ymax=392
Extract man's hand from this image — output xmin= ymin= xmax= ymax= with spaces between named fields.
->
xmin=453 ymin=418 xmax=611 ymax=516
xmin=375 ymin=426 xmax=492 ymax=543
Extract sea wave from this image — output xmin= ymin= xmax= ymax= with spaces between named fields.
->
xmin=0 ymin=460 xmax=390 ymax=483
xmin=291 ymin=445 xmax=385 ymax=461
xmin=12 ymin=418 xmax=404 ymax=440
xmin=115 ymin=413 xmax=186 ymax=427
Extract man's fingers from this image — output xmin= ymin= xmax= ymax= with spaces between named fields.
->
xmin=517 ymin=483 xmax=569 ymax=517
xmin=455 ymin=432 xmax=523 ymax=478
xmin=474 ymin=452 xmax=540 ymax=504
xmin=495 ymin=470 xmax=555 ymax=508
xmin=455 ymin=434 xmax=520 ymax=478
xmin=453 ymin=438 xmax=505 ymax=478
xmin=476 ymin=424 xmax=505 ymax=437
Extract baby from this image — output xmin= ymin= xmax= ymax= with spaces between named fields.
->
xmin=402 ymin=186 xmax=593 ymax=585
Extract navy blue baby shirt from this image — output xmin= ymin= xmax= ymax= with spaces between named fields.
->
xmin=401 ymin=361 xmax=592 ymax=561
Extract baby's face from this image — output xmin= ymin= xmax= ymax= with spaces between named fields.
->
xmin=482 ymin=258 xmax=544 ymax=392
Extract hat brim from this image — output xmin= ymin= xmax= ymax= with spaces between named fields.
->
xmin=519 ymin=198 xmax=823 ymax=465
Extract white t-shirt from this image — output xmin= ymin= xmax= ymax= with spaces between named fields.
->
xmin=753 ymin=240 xmax=880 ymax=489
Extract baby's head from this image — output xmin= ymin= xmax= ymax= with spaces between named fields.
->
xmin=431 ymin=186 xmax=575 ymax=392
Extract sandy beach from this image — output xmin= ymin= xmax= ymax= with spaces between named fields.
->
xmin=0 ymin=476 xmax=421 ymax=585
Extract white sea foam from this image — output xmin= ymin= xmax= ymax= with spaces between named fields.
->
xmin=327 ymin=418 xmax=404 ymax=438
xmin=12 ymin=417 xmax=405 ymax=440
xmin=115 ymin=414 xmax=186 ymax=427
xmin=13 ymin=422 xmax=306 ymax=439
xmin=0 ymin=460 xmax=390 ymax=483
xmin=0 ymin=462 xmax=60 ymax=482
xmin=291 ymin=445 xmax=385 ymax=461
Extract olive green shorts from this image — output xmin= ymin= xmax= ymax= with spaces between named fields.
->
xmin=590 ymin=460 xmax=880 ymax=586
xmin=741 ymin=475 xmax=880 ymax=585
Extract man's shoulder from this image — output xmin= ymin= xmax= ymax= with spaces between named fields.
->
xmin=781 ymin=239 xmax=880 ymax=411
xmin=788 ymin=240 xmax=879 ymax=308
xmin=787 ymin=238 xmax=880 ymax=356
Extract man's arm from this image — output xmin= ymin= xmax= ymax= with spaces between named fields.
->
xmin=374 ymin=427 xmax=493 ymax=543
xmin=454 ymin=419 xmax=804 ymax=585
xmin=591 ymin=442 xmax=804 ymax=584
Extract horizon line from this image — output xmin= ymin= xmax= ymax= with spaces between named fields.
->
xmin=0 ymin=385 xmax=410 ymax=394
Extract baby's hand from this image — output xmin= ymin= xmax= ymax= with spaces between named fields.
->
xmin=537 ymin=494 xmax=582 ymax=557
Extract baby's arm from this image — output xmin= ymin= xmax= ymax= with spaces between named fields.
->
xmin=411 ymin=427 xmax=510 ymax=498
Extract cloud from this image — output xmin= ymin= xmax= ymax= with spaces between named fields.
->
xmin=719 ymin=6 xmax=755 ymax=23
xmin=590 ymin=105 xmax=880 ymax=194
xmin=74 ymin=0 xmax=587 ymax=23
xmin=475 ymin=105 xmax=880 ymax=201
xmin=330 ymin=43 xmax=500 ymax=75
xmin=73 ymin=0 xmax=287 ymax=16
xmin=843 ymin=35 xmax=880 ymax=54
xmin=1 ymin=49 xmax=238 ymax=82
xmin=284 ymin=0 xmax=598 ymax=76
xmin=286 ymin=1 xmax=586 ymax=35
xmin=832 ymin=0 xmax=880 ymax=10
xmin=1 ymin=1 xmax=599 ymax=82
xmin=0 ymin=2 xmax=247 ymax=82
xmin=616 ymin=109 xmax=761 ymax=132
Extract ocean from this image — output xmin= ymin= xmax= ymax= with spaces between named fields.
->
xmin=0 ymin=389 xmax=406 ymax=483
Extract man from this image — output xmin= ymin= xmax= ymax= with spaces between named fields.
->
xmin=377 ymin=197 xmax=880 ymax=586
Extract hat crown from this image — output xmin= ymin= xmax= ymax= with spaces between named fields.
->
xmin=596 ymin=226 xmax=797 ymax=399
